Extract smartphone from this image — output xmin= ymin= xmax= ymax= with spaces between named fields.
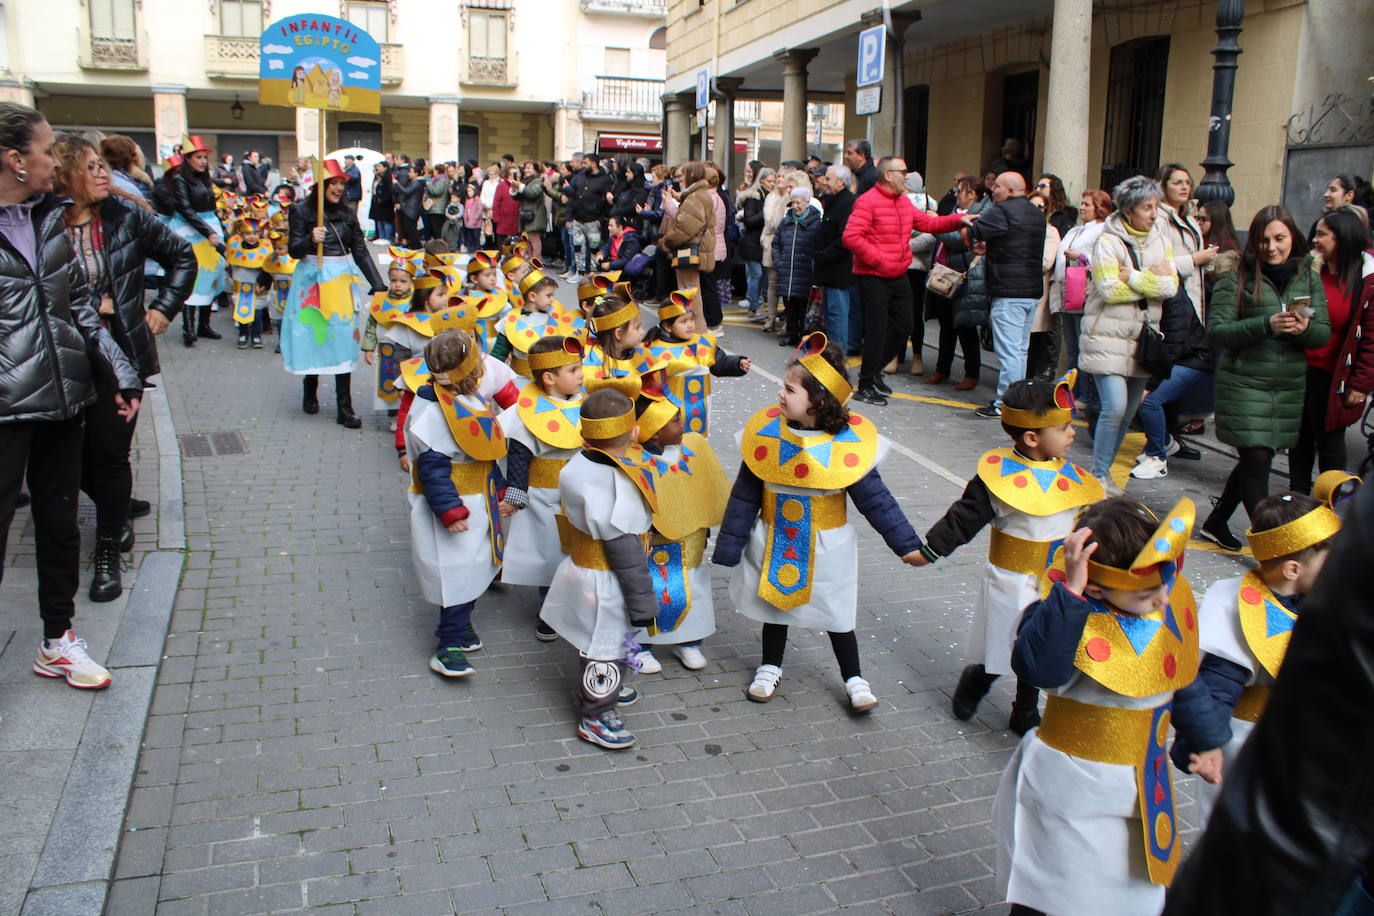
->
xmin=1286 ymin=295 xmax=1313 ymax=316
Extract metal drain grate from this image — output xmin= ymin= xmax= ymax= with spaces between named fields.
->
xmin=178 ymin=431 xmax=248 ymax=458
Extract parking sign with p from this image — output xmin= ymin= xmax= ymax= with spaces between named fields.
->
xmin=857 ymin=25 xmax=885 ymax=88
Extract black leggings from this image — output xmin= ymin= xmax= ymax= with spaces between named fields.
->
xmin=1209 ymin=445 xmax=1275 ymax=528
xmin=81 ymin=376 xmax=138 ymax=540
xmin=760 ymin=623 xmax=861 ymax=681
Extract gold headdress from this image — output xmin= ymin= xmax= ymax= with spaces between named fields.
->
xmin=1087 ymin=499 xmax=1194 ymax=591
xmin=1001 ymin=371 xmax=1077 ymax=429
xmin=1246 ymin=474 xmax=1352 ymax=562
xmin=796 ymin=332 xmax=853 ymax=405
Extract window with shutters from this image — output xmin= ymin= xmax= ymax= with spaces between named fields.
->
xmin=219 ymin=0 xmax=263 ymax=38
xmin=346 ymin=0 xmax=390 ymax=43
xmin=604 ymin=47 xmax=630 ymax=77
xmin=466 ymin=9 xmax=511 ymax=84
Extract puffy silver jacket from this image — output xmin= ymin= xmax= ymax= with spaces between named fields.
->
xmin=0 ymin=193 xmax=140 ymax=423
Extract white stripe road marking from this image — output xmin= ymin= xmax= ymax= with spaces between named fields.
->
xmin=747 ymin=363 xmax=969 ymax=490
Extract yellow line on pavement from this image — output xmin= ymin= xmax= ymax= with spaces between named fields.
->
xmin=886 ymin=390 xmax=981 ymax=411
xmin=1111 ymin=432 xmax=1147 ymax=490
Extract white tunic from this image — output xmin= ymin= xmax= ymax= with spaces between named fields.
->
xmin=729 ymin=433 xmax=891 ymax=633
xmin=994 ymin=673 xmax=1172 ymax=916
xmin=539 ymin=455 xmax=653 ymax=661
xmin=403 ymin=394 xmax=501 ymax=607
xmin=636 ymin=444 xmax=717 ymax=646
xmin=495 ymin=395 xmax=581 ymax=588
xmin=969 ymin=500 xmax=1081 ymax=675
xmin=1192 ymin=574 xmax=1272 ymax=819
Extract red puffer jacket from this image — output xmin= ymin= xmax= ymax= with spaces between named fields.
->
xmin=843 ymin=184 xmax=965 ymax=278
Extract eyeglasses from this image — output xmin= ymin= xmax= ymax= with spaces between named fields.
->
xmin=1035 ymin=181 xmax=1051 ymax=190
xmin=86 ymin=160 xmax=110 ymax=174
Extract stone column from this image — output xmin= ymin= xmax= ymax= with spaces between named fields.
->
xmin=553 ymin=103 xmax=584 ymax=160
xmin=1042 ymin=0 xmax=1092 ymax=199
xmin=294 ymin=106 xmax=323 ymax=169
xmin=663 ymin=92 xmax=693 ymax=166
xmin=151 ymin=85 xmax=188 ymax=165
xmin=0 ymin=78 xmax=34 ymax=107
xmin=713 ymin=77 xmax=743 ymax=174
xmin=428 ymin=97 xmax=460 ymax=164
xmin=775 ymin=48 xmax=819 ymax=163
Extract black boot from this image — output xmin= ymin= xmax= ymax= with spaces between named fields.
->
xmin=1008 ymin=680 xmax=1041 ymax=736
xmin=89 ymin=535 xmax=123 ymax=602
xmin=182 ymin=306 xmax=198 ymax=347
xmin=198 ymin=300 xmax=222 ymax=340
xmin=302 ymin=375 xmax=320 ymax=415
xmin=335 ymin=374 xmax=361 ymax=429
xmin=951 ymin=663 xmax=998 ymax=720
xmin=118 ymin=525 xmax=135 ymax=552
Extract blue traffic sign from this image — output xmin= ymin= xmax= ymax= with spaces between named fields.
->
xmin=695 ymin=68 xmax=710 ymax=110
xmin=857 ymin=25 xmax=885 ymax=88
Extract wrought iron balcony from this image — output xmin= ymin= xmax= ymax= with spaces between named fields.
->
xmin=204 ymin=35 xmax=405 ymax=85
xmin=582 ymin=76 xmax=665 ymax=120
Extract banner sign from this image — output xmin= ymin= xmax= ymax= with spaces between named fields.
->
xmin=259 ymin=15 xmax=382 ymax=114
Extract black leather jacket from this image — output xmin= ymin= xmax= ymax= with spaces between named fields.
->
xmin=95 ymin=195 xmax=197 ymax=379
xmin=287 ymin=199 xmax=385 ymax=292
xmin=0 ymin=193 xmax=140 ymax=423
xmin=157 ymin=169 xmax=218 ymax=240
xmin=1162 ymin=481 xmax=1374 ymax=915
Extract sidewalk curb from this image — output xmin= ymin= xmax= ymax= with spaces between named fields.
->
xmin=21 ymin=382 xmax=186 ymax=916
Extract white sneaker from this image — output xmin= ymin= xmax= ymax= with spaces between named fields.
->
xmin=845 ymin=676 xmax=878 ymax=713
xmin=33 ymin=630 xmax=112 ymax=689
xmin=746 ymin=664 xmax=781 ymax=702
xmin=1131 ymin=455 xmax=1168 ymax=480
xmin=632 ymin=650 xmax=661 ymax=674
xmin=672 ymin=644 xmax=707 ymax=670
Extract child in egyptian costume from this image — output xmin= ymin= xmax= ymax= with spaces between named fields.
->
xmin=917 ymin=373 xmax=1104 ymax=734
xmin=539 ymin=387 xmax=660 ymax=751
xmin=489 ymin=262 xmax=585 ymax=377
xmin=992 ymin=497 xmax=1228 ymax=916
xmin=224 ymin=212 xmax=272 ymax=350
xmin=496 ymin=336 xmax=587 ymax=638
xmin=627 ymin=369 xmax=731 ymax=673
xmin=711 ymin=333 xmax=925 ymax=713
xmin=262 ymin=229 xmax=296 ymax=353
xmin=403 ymin=329 xmax=509 ymax=680
xmin=640 ymin=288 xmax=752 ymax=435
xmin=583 ymin=293 xmax=649 ymax=387
xmin=460 ymin=249 xmax=510 ymax=350
xmin=1173 ymin=471 xmax=1355 ymax=817
xmin=359 ymin=247 xmax=421 ymax=411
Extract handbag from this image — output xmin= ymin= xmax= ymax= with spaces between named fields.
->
xmin=926 ymin=261 xmax=967 ymax=298
xmin=519 ymin=206 xmax=535 ymax=224
xmin=672 ymin=245 xmax=700 ymax=269
xmin=1063 ymin=264 xmax=1088 ymax=312
xmin=803 ymin=285 xmax=825 ymax=333
xmin=1119 ymin=240 xmax=1173 ymax=378
xmin=624 ymin=251 xmax=652 ymax=276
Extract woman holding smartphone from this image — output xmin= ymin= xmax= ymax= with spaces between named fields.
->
xmin=1197 ymin=205 xmax=1329 ymax=551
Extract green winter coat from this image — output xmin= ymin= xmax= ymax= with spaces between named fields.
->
xmin=1208 ymin=253 xmax=1329 ymax=449
xmin=516 ymin=175 xmax=549 ymax=232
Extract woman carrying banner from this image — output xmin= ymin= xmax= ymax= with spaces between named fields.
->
xmin=282 ymin=159 xmax=386 ymax=428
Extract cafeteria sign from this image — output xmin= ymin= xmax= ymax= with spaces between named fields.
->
xmin=258 ymin=15 xmax=381 ymax=114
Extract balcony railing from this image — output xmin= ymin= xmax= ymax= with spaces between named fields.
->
xmin=582 ymin=76 xmax=664 ymax=120
xmin=462 ymin=53 xmax=518 ymax=87
xmin=579 ymin=0 xmax=666 ymax=15
xmin=204 ymin=35 xmax=405 ymax=84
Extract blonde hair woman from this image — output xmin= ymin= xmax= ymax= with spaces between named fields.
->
xmin=760 ymin=167 xmax=797 ymax=332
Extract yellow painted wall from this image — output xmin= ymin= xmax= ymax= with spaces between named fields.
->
xmin=463 ymin=110 xmax=553 ymax=165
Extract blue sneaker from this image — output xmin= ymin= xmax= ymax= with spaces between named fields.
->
xmin=429 ymin=647 xmax=474 ymax=678
xmin=457 ymin=624 xmax=482 ymax=652
xmin=618 ymin=685 xmax=639 ymax=706
xmin=577 ymin=712 xmax=636 ymax=750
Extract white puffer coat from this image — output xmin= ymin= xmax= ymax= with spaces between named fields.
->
xmin=1078 ymin=212 xmax=1179 ymax=378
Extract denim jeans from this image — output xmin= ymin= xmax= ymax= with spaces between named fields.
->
xmin=1138 ymin=365 xmax=1210 ymax=458
xmin=846 ymin=283 xmax=863 ymax=353
xmin=990 ymin=297 xmax=1037 ymax=404
xmin=373 ymin=218 xmax=394 ymax=242
xmin=744 ymin=260 xmax=763 ymax=312
xmin=1091 ymin=374 xmax=1148 ymax=479
xmin=823 ymin=286 xmax=849 ymax=352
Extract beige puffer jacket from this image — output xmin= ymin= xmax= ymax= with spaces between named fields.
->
xmin=1157 ymin=202 xmax=1205 ymax=318
xmin=1078 ymin=212 xmax=1179 ymax=378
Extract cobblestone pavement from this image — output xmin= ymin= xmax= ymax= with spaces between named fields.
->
xmin=104 ymin=272 xmax=1294 ymax=915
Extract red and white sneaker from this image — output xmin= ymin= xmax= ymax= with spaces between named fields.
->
xmin=33 ymin=631 xmax=112 ymax=689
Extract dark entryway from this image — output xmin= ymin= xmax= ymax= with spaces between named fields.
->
xmin=1001 ymin=71 xmax=1039 ymax=169
xmin=337 ymin=120 xmax=383 ymax=152
xmin=904 ymin=84 xmax=930 ymax=176
xmin=1100 ymin=36 xmax=1171 ymax=192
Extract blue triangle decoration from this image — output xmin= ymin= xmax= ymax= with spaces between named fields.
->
xmin=535 ymin=396 xmax=556 ymax=413
xmin=756 ymin=417 xmax=783 ymax=441
xmin=1162 ymin=601 xmax=1183 ymax=641
xmin=778 ymin=439 xmax=804 ymax=465
xmin=1000 ymin=456 xmax=1028 ymax=477
xmin=1030 ymin=467 xmax=1058 ymax=492
xmin=1059 ymin=461 xmax=1082 ymax=484
xmin=833 ymin=426 xmax=861 ymax=443
xmin=1115 ymin=614 xmax=1164 ymax=656
xmin=803 ymin=440 xmax=833 ymax=468
xmin=1265 ymin=599 xmax=1296 ymax=638
xmin=477 ymin=416 xmax=494 ymax=437
xmin=558 ymin=406 xmax=581 ymax=426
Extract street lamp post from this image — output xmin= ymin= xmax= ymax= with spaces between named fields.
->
xmin=1195 ymin=0 xmax=1244 ymax=206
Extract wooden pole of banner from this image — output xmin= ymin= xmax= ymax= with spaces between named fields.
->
xmin=316 ymin=107 xmax=326 ymax=269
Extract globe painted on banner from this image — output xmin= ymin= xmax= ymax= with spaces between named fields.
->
xmin=258 ymin=15 xmax=382 ymax=114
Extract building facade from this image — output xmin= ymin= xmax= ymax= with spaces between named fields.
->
xmin=662 ymin=0 xmax=1374 ymax=226
xmin=0 ymin=0 xmax=679 ymax=171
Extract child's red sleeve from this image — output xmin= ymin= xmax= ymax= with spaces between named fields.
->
xmin=395 ymin=390 xmax=414 ymax=453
